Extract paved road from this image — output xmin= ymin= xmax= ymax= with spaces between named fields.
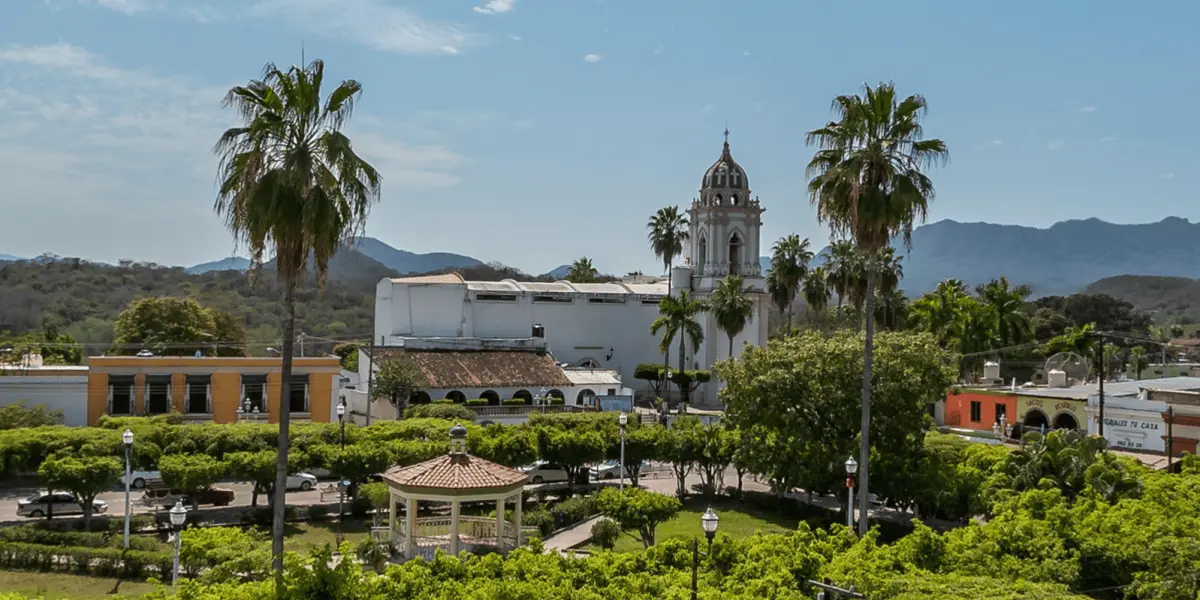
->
xmin=0 ymin=480 xmax=336 ymax=523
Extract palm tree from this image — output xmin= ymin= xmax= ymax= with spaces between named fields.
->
xmin=806 ymin=81 xmax=948 ymax=535
xmin=765 ymin=268 xmax=791 ymax=335
xmin=650 ymin=290 xmax=706 ymax=411
xmin=565 ymin=257 xmax=599 ymax=283
xmin=1129 ymin=345 xmax=1149 ymax=379
xmin=214 ymin=59 xmax=381 ymax=577
xmin=909 ymin=279 xmax=970 ymax=346
xmin=825 ymin=240 xmax=857 ymax=308
xmin=802 ymin=265 xmax=832 ymax=315
xmin=874 ymin=288 xmax=909 ymax=331
xmin=875 ymin=246 xmax=904 ymax=295
xmin=975 ymin=277 xmax=1032 ymax=351
xmin=648 ymin=206 xmax=690 ymax=402
xmin=767 ymin=234 xmax=813 ymax=330
xmin=647 ymin=206 xmax=690 ymax=291
xmin=709 ymin=275 xmax=755 ymax=359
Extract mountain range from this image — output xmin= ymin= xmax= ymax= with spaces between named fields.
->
xmin=5 ymin=218 xmax=1200 ymax=297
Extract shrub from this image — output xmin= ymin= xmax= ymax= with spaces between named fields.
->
xmin=240 ymin=506 xmax=300 ymax=528
xmin=549 ymin=496 xmax=597 ymax=530
xmin=308 ymin=505 xmax=330 ymax=521
xmin=502 ymin=398 xmax=527 ymax=406
xmin=549 ymin=397 xmax=565 ymax=405
xmin=351 ymin=497 xmax=372 ymax=519
xmin=466 ymin=399 xmax=488 ymax=407
xmin=432 ymin=398 xmax=454 ymax=405
xmin=591 ymin=518 xmax=620 ymax=550
xmin=0 ymin=541 xmax=171 ymax=579
xmin=405 ymin=403 xmax=478 ymax=421
xmin=522 ymin=506 xmax=556 ymax=537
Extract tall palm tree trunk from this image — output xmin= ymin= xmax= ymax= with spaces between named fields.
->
xmin=729 ymin=335 xmax=735 ymax=359
xmin=857 ymin=266 xmax=877 ymax=536
xmin=677 ymin=334 xmax=687 ymax=413
xmin=272 ymin=284 xmax=296 ymax=583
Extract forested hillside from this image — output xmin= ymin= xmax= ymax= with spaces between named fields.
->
xmin=1085 ymin=275 xmax=1200 ymax=325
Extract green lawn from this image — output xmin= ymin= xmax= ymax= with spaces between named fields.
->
xmin=282 ymin=517 xmax=374 ymax=552
xmin=0 ymin=571 xmax=160 ymax=600
xmin=590 ymin=497 xmax=800 ymax=553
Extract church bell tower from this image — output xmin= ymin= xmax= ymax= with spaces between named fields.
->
xmin=687 ymin=130 xmax=766 ymax=293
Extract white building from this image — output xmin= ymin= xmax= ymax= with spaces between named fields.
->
xmin=0 ymin=360 xmax=89 ymax=426
xmin=1082 ymin=376 xmax=1200 ymax=453
xmin=373 ymin=134 xmax=771 ymax=406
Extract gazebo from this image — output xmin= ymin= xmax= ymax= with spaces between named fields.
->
xmin=380 ymin=423 xmax=529 ymax=560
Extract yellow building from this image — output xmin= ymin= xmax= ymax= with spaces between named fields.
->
xmin=86 ymin=356 xmax=343 ymax=425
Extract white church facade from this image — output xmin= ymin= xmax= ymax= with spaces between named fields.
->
xmin=371 ymin=134 xmax=771 ymax=406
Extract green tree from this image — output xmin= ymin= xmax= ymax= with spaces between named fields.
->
xmin=709 ymin=275 xmax=756 ymax=359
xmin=650 ymin=290 xmax=707 ymax=410
xmin=160 ymin=454 xmax=226 ymax=510
xmin=333 ymin=342 xmax=361 ymax=371
xmin=37 ymin=455 xmax=121 ymax=531
xmin=111 ymin=297 xmax=245 ymax=357
xmin=716 ymin=331 xmax=953 ymax=510
xmin=535 ymin=428 xmax=605 ymax=495
xmin=824 ymin=240 xmax=858 ymax=308
xmin=373 ymin=358 xmax=425 ymax=418
xmin=594 ymin=487 xmax=682 ymax=548
xmin=565 ymin=257 xmax=599 ymax=283
xmin=0 ymin=402 xmax=63 ymax=429
xmin=214 ymin=57 xmax=381 ymax=580
xmin=658 ymin=417 xmax=701 ymax=498
xmin=976 ymin=277 xmax=1033 ymax=350
xmin=806 ymin=82 xmax=949 ymax=533
xmin=226 ymin=450 xmax=303 ymax=508
xmin=802 ymin=265 xmax=832 ymax=317
xmin=765 ymin=234 xmax=813 ymax=329
xmin=647 ymin=205 xmax=689 ymax=291
xmin=1129 ymin=345 xmax=1149 ymax=379
xmin=874 ymin=288 xmax=910 ymax=332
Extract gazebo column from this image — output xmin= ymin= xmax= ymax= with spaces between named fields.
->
xmin=405 ymin=496 xmax=416 ymax=559
xmin=450 ymin=500 xmax=461 ymax=555
xmin=388 ymin=491 xmax=397 ymax=545
xmin=514 ymin=492 xmax=523 ymax=547
xmin=495 ymin=497 xmax=505 ymax=550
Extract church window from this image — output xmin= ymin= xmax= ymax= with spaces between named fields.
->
xmin=697 ymin=236 xmax=707 ymax=273
xmin=731 ymin=194 xmax=740 ymax=206
xmin=714 ymin=194 xmax=723 ymax=206
xmin=728 ymin=232 xmax=742 ymax=275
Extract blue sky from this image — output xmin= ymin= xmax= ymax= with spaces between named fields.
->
xmin=1 ymin=0 xmax=1196 ymax=275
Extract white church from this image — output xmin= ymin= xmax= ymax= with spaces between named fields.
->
xmin=369 ymin=134 xmax=770 ymax=407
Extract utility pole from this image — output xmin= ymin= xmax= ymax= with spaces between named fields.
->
xmin=298 ymin=332 xmax=305 ymax=358
xmin=1167 ymin=406 xmax=1175 ymax=471
xmin=364 ymin=337 xmax=376 ymax=426
xmin=1097 ymin=334 xmax=1105 ymax=437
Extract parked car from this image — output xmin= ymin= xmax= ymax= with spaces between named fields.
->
xmin=120 ymin=470 xmax=163 ymax=490
xmin=591 ymin=460 xmax=651 ymax=480
xmin=520 ymin=462 xmax=569 ymax=485
xmin=286 ymin=472 xmax=319 ymax=491
xmin=140 ymin=486 xmax=235 ymax=508
xmin=17 ymin=491 xmax=107 ymax=518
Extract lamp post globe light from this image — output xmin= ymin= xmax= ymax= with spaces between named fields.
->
xmin=692 ymin=507 xmax=719 ymax=600
xmin=169 ymin=500 xmax=187 ymax=585
xmin=121 ymin=429 xmax=134 ymax=550
xmin=844 ymin=456 xmax=858 ymax=531
xmin=618 ymin=412 xmax=628 ymax=491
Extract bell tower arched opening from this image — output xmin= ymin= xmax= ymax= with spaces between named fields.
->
xmin=728 ymin=232 xmax=742 ymax=275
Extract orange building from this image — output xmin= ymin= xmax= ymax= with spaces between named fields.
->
xmin=86 ymin=356 xmax=343 ymax=426
xmin=944 ymin=389 xmax=1018 ymax=431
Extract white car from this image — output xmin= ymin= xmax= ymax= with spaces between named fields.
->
xmin=519 ymin=462 xmax=569 ymax=485
xmin=286 ymin=472 xmax=319 ymax=491
xmin=120 ymin=470 xmax=163 ymax=490
xmin=17 ymin=492 xmax=108 ymax=518
xmin=591 ymin=460 xmax=650 ymax=480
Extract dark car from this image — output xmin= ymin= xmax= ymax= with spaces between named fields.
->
xmin=141 ymin=485 xmax=235 ymax=508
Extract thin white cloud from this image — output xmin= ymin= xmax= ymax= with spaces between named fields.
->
xmin=583 ymin=53 xmax=602 ymax=63
xmin=1162 ymin=172 xmax=1176 ymax=180
xmin=991 ymin=140 xmax=1004 ymax=146
xmin=1099 ymin=136 xmax=1117 ymax=143
xmin=473 ymin=0 xmax=515 ymax=15
xmin=653 ymin=45 xmax=664 ymax=55
xmin=1080 ymin=105 xmax=1097 ymax=113
xmin=742 ymin=50 xmax=752 ymax=57
xmin=1046 ymin=139 xmax=1064 ymax=151
xmin=52 ymin=0 xmax=476 ymax=54
xmin=253 ymin=0 xmax=475 ymax=55
xmin=509 ymin=34 xmax=522 ymax=42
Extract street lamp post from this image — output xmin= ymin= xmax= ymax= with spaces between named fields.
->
xmin=336 ymin=401 xmax=347 ymax=547
xmin=844 ymin=457 xmax=858 ymax=531
xmin=122 ymin=429 xmax=134 ymax=550
xmin=169 ymin=500 xmax=187 ymax=585
xmin=618 ymin=412 xmax=628 ymax=491
xmin=663 ymin=367 xmax=673 ymax=422
xmin=691 ymin=507 xmax=720 ymax=600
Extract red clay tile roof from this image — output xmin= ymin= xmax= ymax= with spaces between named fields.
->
xmin=376 ymin=349 xmax=572 ymax=389
xmin=381 ymin=453 xmax=528 ymax=491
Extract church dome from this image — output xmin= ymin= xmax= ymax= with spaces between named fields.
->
xmin=701 ymin=130 xmax=748 ymax=191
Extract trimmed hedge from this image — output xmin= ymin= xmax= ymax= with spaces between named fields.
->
xmin=0 ymin=541 xmax=172 ymax=578
xmin=502 ymin=399 xmax=528 ymax=406
xmin=0 ymin=524 xmax=160 ymax=552
xmin=465 ymin=399 xmax=489 ymax=406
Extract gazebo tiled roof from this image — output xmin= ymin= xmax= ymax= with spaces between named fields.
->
xmin=381 ymin=452 xmax=528 ymax=491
